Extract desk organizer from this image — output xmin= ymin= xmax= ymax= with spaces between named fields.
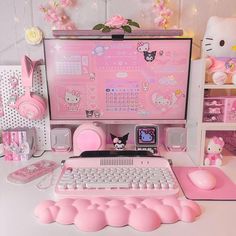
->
xmin=2 ymin=127 xmax=36 ymax=161
xmin=0 ymin=66 xmax=50 ymax=151
xmin=34 ymin=196 xmax=201 ymax=232
xmin=203 ymin=96 xmax=236 ymax=122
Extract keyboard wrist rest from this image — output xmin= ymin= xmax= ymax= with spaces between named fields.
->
xmin=35 ymin=196 xmax=201 ymax=232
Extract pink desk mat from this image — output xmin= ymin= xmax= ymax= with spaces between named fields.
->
xmin=173 ymin=167 xmax=236 ymax=200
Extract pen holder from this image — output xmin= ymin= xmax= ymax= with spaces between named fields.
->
xmin=2 ymin=127 xmax=36 ymax=161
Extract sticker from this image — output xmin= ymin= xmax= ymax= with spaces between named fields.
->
xmin=137 ymin=42 xmax=149 ymax=52
xmin=142 ymin=81 xmax=149 ymax=91
xmin=64 ymin=91 xmax=80 ymax=104
xmin=143 ymin=51 xmax=156 ymax=62
xmin=85 ymin=110 xmax=93 ymax=118
xmin=92 ymin=46 xmax=109 ymax=56
xmin=85 ymin=110 xmax=101 ymax=118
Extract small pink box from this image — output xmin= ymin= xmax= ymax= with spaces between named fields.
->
xmin=2 ymin=127 xmax=36 ymax=161
xmin=203 ymin=96 xmax=236 ymax=123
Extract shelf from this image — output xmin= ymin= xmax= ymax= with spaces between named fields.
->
xmin=201 ymin=122 xmax=236 ymax=131
xmin=204 ymin=84 xmax=236 ymax=89
xmin=50 ymin=119 xmax=187 ymax=125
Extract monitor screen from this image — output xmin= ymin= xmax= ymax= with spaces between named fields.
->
xmin=136 ymin=126 xmax=158 ymax=146
xmin=44 ymin=38 xmax=192 ymax=120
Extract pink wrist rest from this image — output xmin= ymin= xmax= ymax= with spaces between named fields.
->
xmin=35 ymin=196 xmax=201 ymax=232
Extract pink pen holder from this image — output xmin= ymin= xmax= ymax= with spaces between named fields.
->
xmin=2 ymin=127 xmax=36 ymax=161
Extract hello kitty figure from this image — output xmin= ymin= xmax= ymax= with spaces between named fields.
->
xmin=204 ymin=136 xmax=225 ymax=166
xmin=202 ymin=16 xmax=236 ymax=85
xmin=151 ymin=92 xmax=177 ymax=111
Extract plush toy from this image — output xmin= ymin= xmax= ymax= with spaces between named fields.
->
xmin=202 ymin=16 xmax=236 ymax=85
xmin=204 ymin=136 xmax=225 ymax=166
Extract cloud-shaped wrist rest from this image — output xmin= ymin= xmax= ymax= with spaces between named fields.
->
xmin=34 ymin=196 xmax=201 ymax=232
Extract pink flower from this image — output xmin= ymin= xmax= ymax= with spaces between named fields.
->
xmin=154 ymin=16 xmax=167 ymax=27
xmin=60 ymin=0 xmax=73 ymax=7
xmin=39 ymin=5 xmax=47 ymax=12
xmin=105 ymin=15 xmax=128 ymax=28
xmin=55 ymin=21 xmax=77 ymax=30
xmin=45 ymin=8 xmax=60 ymax=23
xmin=161 ymin=8 xmax=173 ymax=17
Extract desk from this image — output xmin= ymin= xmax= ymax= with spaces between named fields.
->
xmin=1 ymin=151 xmax=236 ymax=236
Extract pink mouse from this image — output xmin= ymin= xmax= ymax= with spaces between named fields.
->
xmin=188 ymin=169 xmax=217 ymax=190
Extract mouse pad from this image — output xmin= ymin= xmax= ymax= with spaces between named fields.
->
xmin=173 ymin=167 xmax=236 ymax=200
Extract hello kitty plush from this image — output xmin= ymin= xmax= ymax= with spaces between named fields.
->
xmin=202 ymin=16 xmax=236 ymax=85
xmin=204 ymin=136 xmax=225 ymax=166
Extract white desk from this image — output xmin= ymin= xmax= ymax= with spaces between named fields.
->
xmin=1 ymin=151 xmax=236 ymax=236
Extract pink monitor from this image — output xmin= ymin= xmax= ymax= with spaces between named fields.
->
xmin=44 ymin=38 xmax=192 ymax=120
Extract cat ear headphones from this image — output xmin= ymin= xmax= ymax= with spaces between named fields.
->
xmin=13 ymin=55 xmax=47 ymax=120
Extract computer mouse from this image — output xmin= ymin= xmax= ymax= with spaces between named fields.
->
xmin=188 ymin=169 xmax=217 ymax=190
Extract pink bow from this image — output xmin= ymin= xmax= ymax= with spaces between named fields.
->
xmin=137 ymin=42 xmax=144 ymax=46
xmin=212 ymin=136 xmax=224 ymax=147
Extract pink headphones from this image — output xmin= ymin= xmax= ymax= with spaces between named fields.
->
xmin=13 ymin=56 xmax=47 ymax=120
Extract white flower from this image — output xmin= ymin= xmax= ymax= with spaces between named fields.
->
xmin=25 ymin=27 xmax=43 ymax=45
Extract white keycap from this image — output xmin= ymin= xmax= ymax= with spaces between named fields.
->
xmin=147 ymin=182 xmax=154 ymax=189
xmin=86 ymin=182 xmax=131 ymax=189
xmin=154 ymin=182 xmax=161 ymax=189
xmin=132 ymin=182 xmax=139 ymax=189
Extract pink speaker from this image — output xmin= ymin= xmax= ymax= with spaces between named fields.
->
xmin=165 ymin=127 xmax=186 ymax=152
xmin=73 ymin=123 xmax=106 ymax=155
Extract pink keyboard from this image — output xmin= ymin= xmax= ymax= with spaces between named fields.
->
xmin=55 ymin=157 xmax=179 ymax=198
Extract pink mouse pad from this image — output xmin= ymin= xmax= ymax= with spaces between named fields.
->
xmin=173 ymin=167 xmax=236 ymax=200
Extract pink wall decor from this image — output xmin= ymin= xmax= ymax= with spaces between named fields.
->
xmin=39 ymin=0 xmax=77 ymax=30
xmin=153 ymin=0 xmax=174 ymax=29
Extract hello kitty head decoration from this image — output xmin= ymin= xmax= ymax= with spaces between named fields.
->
xmin=202 ymin=17 xmax=236 ymax=85
xmin=202 ymin=16 xmax=236 ymax=58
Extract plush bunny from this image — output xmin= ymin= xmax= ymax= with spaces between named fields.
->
xmin=204 ymin=136 xmax=225 ymax=166
xmin=202 ymin=16 xmax=236 ymax=84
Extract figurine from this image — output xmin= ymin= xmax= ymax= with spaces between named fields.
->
xmin=110 ymin=133 xmax=129 ymax=150
xmin=204 ymin=136 xmax=225 ymax=166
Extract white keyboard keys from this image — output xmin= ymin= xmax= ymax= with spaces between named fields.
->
xmin=56 ymin=166 xmax=177 ymax=192
xmin=86 ymin=182 xmax=131 ymax=189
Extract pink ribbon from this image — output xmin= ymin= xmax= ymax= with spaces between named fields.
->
xmin=212 ymin=136 xmax=224 ymax=147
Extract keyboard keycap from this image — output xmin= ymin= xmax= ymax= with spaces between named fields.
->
xmin=55 ymin=165 xmax=179 ymax=198
xmin=86 ymin=182 xmax=131 ymax=189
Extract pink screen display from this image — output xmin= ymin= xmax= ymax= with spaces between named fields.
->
xmin=44 ymin=38 xmax=192 ymax=120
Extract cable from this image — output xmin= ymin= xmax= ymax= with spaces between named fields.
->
xmin=32 ymin=150 xmax=46 ymax=158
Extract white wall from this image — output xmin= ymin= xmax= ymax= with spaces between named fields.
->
xmin=1 ymin=0 xmax=236 ymax=64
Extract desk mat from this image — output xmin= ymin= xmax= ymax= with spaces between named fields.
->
xmin=173 ymin=167 xmax=236 ymax=200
